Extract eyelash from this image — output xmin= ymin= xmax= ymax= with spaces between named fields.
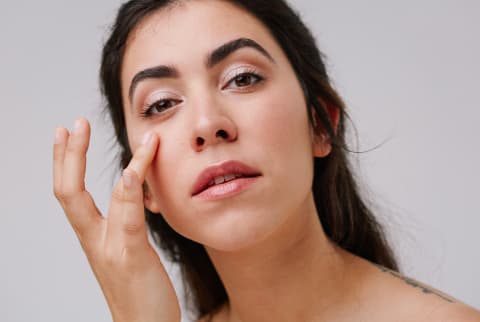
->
xmin=140 ymin=98 xmax=182 ymax=118
xmin=222 ymin=68 xmax=265 ymax=91
xmin=140 ymin=69 xmax=265 ymax=118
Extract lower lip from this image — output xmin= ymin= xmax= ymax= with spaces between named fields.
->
xmin=193 ymin=176 xmax=260 ymax=201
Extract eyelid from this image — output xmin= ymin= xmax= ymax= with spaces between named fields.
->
xmin=220 ymin=64 xmax=265 ymax=88
xmin=144 ymin=89 xmax=181 ymax=105
xmin=139 ymin=89 xmax=183 ymax=117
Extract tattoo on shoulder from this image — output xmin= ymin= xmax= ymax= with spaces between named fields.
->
xmin=376 ymin=265 xmax=455 ymax=303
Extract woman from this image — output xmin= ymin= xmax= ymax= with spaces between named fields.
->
xmin=53 ymin=0 xmax=480 ymax=321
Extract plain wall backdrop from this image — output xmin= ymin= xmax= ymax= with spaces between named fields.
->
xmin=1 ymin=1 xmax=478 ymax=321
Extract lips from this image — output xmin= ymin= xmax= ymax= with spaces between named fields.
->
xmin=191 ymin=160 xmax=262 ymax=197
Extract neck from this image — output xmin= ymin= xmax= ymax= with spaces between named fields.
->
xmin=205 ymin=194 xmax=356 ymax=322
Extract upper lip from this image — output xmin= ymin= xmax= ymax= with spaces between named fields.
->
xmin=191 ymin=160 xmax=262 ymax=196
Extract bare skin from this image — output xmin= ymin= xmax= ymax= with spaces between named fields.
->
xmin=202 ymin=253 xmax=480 ymax=322
xmin=53 ymin=120 xmax=180 ymax=322
xmin=54 ymin=119 xmax=480 ymax=322
xmin=54 ymin=1 xmax=480 ymax=322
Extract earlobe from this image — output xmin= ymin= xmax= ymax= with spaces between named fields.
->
xmin=312 ymin=134 xmax=332 ymax=158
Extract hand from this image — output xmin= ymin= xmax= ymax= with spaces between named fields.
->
xmin=53 ymin=118 xmax=181 ymax=322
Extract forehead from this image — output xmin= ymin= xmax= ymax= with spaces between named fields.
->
xmin=121 ymin=0 xmax=284 ymax=87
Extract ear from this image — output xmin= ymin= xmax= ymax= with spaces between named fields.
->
xmin=312 ymin=129 xmax=332 ymax=158
xmin=311 ymin=99 xmax=340 ymax=158
xmin=143 ymin=183 xmax=162 ymax=214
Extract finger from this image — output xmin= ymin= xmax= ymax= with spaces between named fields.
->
xmin=125 ymin=132 xmax=159 ymax=182
xmin=62 ymin=118 xmax=91 ymax=194
xmin=104 ymin=132 xmax=158 ymax=254
xmin=62 ymin=190 xmax=104 ymax=248
xmin=53 ymin=127 xmax=69 ymax=196
xmin=55 ymin=118 xmax=103 ymax=241
xmin=107 ymin=169 xmax=149 ymax=252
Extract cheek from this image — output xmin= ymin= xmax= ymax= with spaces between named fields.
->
xmin=141 ymin=80 xmax=313 ymax=243
xmin=124 ymin=116 xmax=151 ymax=154
xmin=144 ymin=125 xmax=190 ymax=210
xmin=253 ymin=82 xmax=311 ymax=154
xmin=252 ymin=80 xmax=314 ymax=196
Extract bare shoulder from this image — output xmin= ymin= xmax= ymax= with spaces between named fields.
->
xmin=368 ymin=263 xmax=480 ymax=321
xmin=374 ymin=265 xmax=457 ymax=304
xmin=426 ymin=302 xmax=480 ymax=322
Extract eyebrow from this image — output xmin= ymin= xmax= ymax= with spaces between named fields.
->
xmin=206 ymin=37 xmax=275 ymax=68
xmin=128 ymin=65 xmax=178 ymax=103
xmin=128 ymin=37 xmax=275 ymax=103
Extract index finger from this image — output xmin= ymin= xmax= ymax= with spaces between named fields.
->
xmin=125 ymin=132 xmax=159 ymax=182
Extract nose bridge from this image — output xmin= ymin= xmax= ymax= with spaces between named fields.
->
xmin=189 ymin=90 xmax=238 ymax=151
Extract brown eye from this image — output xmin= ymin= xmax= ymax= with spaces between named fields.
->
xmin=142 ymin=99 xmax=182 ymax=117
xmin=235 ymin=74 xmax=255 ymax=87
xmin=226 ymin=72 xmax=264 ymax=90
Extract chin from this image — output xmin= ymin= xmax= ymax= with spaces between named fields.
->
xmin=160 ymin=189 xmax=305 ymax=252
xmin=191 ymin=209 xmax=284 ymax=253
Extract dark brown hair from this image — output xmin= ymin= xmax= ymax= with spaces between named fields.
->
xmin=100 ymin=0 xmax=398 ymax=319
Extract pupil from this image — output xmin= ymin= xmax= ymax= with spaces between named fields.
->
xmin=154 ymin=100 xmax=170 ymax=112
xmin=236 ymin=75 xmax=250 ymax=86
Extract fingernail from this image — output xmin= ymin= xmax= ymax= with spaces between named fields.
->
xmin=54 ymin=128 xmax=63 ymax=144
xmin=123 ymin=170 xmax=133 ymax=188
xmin=142 ymin=132 xmax=152 ymax=145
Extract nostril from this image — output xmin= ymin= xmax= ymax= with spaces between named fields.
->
xmin=195 ymin=128 xmax=234 ymax=148
xmin=216 ymin=129 xmax=228 ymax=139
xmin=196 ymin=137 xmax=205 ymax=146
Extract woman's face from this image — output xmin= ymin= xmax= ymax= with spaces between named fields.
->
xmin=121 ymin=0 xmax=328 ymax=251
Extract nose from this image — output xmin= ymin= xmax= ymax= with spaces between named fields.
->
xmin=190 ymin=102 xmax=238 ymax=151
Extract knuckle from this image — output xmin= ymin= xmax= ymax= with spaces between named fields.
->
xmin=53 ymin=185 xmax=69 ymax=202
xmin=54 ymin=186 xmax=75 ymax=203
xmin=123 ymin=221 xmax=143 ymax=236
xmin=110 ymin=187 xmax=126 ymax=203
xmin=111 ymin=184 xmax=138 ymax=204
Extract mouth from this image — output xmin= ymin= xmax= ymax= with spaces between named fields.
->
xmin=191 ymin=160 xmax=262 ymax=197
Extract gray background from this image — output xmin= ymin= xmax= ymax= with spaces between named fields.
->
xmin=1 ymin=1 xmax=478 ymax=321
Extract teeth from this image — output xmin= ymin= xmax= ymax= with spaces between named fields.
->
xmin=214 ymin=176 xmax=225 ymax=185
xmin=208 ymin=174 xmax=244 ymax=187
